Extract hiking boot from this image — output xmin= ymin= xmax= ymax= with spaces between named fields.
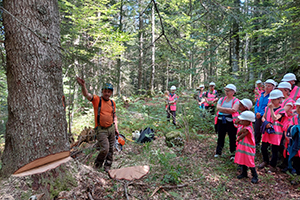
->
xmin=104 ymin=165 xmax=111 ymax=172
xmin=237 ymin=165 xmax=248 ymax=179
xmin=237 ymin=173 xmax=248 ymax=179
xmin=258 ymin=162 xmax=268 ymax=169
xmin=214 ymin=154 xmax=220 ymax=158
xmin=289 ymin=168 xmax=297 ymax=175
xmin=268 ymin=166 xmax=277 ymax=172
xmin=94 ymin=160 xmax=104 ymax=169
xmin=251 ymin=176 xmax=258 ymax=184
xmin=250 ymin=167 xmax=258 ymax=184
xmin=237 ymin=165 xmax=242 ymax=172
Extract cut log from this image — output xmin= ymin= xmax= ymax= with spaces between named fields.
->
xmin=108 ymin=165 xmax=150 ymax=181
xmin=13 ymin=151 xmax=70 ymax=175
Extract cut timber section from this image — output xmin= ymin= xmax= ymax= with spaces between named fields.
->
xmin=13 ymin=151 xmax=70 ymax=176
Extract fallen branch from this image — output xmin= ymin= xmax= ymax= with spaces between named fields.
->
xmin=70 ymin=145 xmax=97 ymax=159
xmin=150 ymin=184 xmax=188 ymax=197
xmin=88 ymin=192 xmax=94 ymax=200
xmin=124 ymin=181 xmax=129 ymax=200
xmin=162 ymin=189 xmax=175 ymax=200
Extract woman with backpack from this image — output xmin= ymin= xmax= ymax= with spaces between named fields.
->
xmin=214 ymin=84 xmax=239 ymax=159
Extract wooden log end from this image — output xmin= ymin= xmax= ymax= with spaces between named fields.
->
xmin=13 ymin=151 xmax=70 ymax=176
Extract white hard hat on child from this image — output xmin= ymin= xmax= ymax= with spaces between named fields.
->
xmin=240 ymin=99 xmax=253 ymax=110
xmin=170 ymin=86 xmax=176 ymax=90
xmin=224 ymin=84 xmax=236 ymax=92
xmin=277 ymin=82 xmax=292 ymax=90
xmin=295 ymin=98 xmax=300 ymax=106
xmin=238 ymin=111 xmax=255 ymax=122
xmin=209 ymin=82 xmax=215 ymax=86
xmin=269 ymin=89 xmax=284 ymax=99
xmin=199 ymin=85 xmax=204 ymax=88
xmin=281 ymin=73 xmax=297 ymax=82
xmin=256 ymin=80 xmax=262 ymax=84
xmin=265 ymin=79 xmax=277 ymax=86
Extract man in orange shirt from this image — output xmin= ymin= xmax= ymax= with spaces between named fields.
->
xmin=76 ymin=77 xmax=119 ymax=172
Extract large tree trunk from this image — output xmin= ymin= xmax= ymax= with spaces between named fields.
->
xmin=1 ymin=0 xmax=69 ymax=176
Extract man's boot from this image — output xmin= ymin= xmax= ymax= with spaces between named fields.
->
xmin=250 ymin=167 xmax=258 ymax=184
xmin=104 ymin=160 xmax=112 ymax=172
xmin=94 ymin=160 xmax=104 ymax=169
xmin=237 ymin=165 xmax=248 ymax=179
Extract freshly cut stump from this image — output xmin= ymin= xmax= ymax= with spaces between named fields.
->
xmin=13 ymin=151 xmax=70 ymax=176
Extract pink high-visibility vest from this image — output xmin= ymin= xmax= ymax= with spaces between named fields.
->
xmin=281 ymin=97 xmax=295 ymax=117
xmin=214 ymin=96 xmax=239 ymax=125
xmin=198 ymin=91 xmax=204 ymax=105
xmin=167 ymin=94 xmax=178 ymax=111
xmin=261 ymin=107 xmax=285 ymax=145
xmin=254 ymin=87 xmax=264 ymax=103
xmin=234 ymin=125 xmax=256 ymax=167
xmin=204 ymin=90 xmax=217 ymax=107
xmin=290 ymin=86 xmax=300 ymax=101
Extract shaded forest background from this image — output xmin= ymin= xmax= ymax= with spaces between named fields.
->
xmin=0 ymin=0 xmax=299 ymax=139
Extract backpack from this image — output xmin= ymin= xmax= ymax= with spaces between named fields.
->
xmin=136 ymin=127 xmax=155 ymax=143
xmin=97 ymin=97 xmax=115 ymax=127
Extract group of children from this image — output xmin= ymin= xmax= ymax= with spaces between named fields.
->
xmin=237 ymin=73 xmax=300 ymax=184
xmin=196 ymin=72 xmax=300 ymax=184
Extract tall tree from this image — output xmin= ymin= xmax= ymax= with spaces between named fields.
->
xmin=232 ymin=0 xmax=240 ymax=79
xmin=1 ymin=0 xmax=69 ymax=176
xmin=138 ymin=0 xmax=144 ymax=94
xmin=150 ymin=1 xmax=156 ymax=92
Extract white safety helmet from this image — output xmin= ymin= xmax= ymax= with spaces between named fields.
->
xmin=199 ymin=85 xmax=205 ymax=89
xmin=238 ymin=111 xmax=255 ymax=122
xmin=265 ymin=79 xmax=277 ymax=87
xmin=240 ymin=99 xmax=253 ymax=110
xmin=281 ymin=73 xmax=297 ymax=82
xmin=277 ymin=82 xmax=292 ymax=90
xmin=224 ymin=84 xmax=236 ymax=92
xmin=209 ymin=82 xmax=216 ymax=86
xmin=295 ymin=98 xmax=300 ymax=106
xmin=269 ymin=89 xmax=284 ymax=99
xmin=256 ymin=80 xmax=262 ymax=84
xmin=170 ymin=85 xmax=176 ymax=90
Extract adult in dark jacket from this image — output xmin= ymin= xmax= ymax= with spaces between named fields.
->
xmin=254 ymin=79 xmax=276 ymax=147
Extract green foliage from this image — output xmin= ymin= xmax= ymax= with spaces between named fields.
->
xmin=150 ymin=149 xmax=183 ymax=184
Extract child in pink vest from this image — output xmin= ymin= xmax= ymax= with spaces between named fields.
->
xmin=234 ymin=111 xmax=258 ymax=183
xmin=254 ymin=80 xmax=264 ymax=105
xmin=167 ymin=86 xmax=178 ymax=125
xmin=283 ymin=98 xmax=300 ymax=175
xmin=234 ymin=99 xmax=253 ymax=172
xmin=259 ymin=90 xmax=286 ymax=172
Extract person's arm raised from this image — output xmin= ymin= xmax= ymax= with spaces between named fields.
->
xmin=76 ymin=77 xmax=93 ymax=101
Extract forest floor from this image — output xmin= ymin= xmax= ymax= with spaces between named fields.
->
xmin=1 ymin=95 xmax=300 ymax=199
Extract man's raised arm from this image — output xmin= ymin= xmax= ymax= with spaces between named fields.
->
xmin=76 ymin=77 xmax=93 ymax=101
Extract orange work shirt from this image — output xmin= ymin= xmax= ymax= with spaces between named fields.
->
xmin=91 ymin=95 xmax=116 ymax=128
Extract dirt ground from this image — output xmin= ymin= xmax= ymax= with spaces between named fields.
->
xmin=1 ymin=133 xmax=300 ymax=199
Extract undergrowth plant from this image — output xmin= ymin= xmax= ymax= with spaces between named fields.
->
xmin=150 ymin=149 xmax=183 ymax=184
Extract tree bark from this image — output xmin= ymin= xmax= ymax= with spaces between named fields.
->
xmin=150 ymin=2 xmax=155 ymax=92
xmin=1 ymin=0 xmax=69 ymax=176
xmin=232 ymin=0 xmax=240 ymax=79
xmin=138 ymin=0 xmax=144 ymax=94
xmin=116 ymin=0 xmax=123 ymax=96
